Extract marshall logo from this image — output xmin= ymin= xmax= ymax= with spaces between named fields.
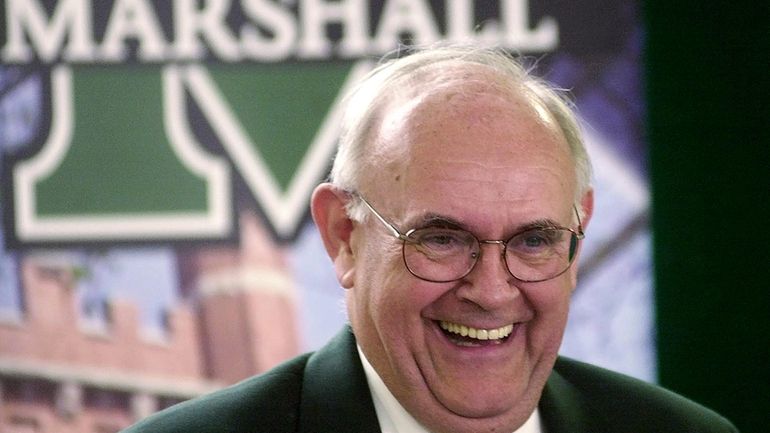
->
xmin=0 ymin=0 xmax=559 ymax=244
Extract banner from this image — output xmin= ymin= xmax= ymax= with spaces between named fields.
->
xmin=0 ymin=1 xmax=649 ymax=431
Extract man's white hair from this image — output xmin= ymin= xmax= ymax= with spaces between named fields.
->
xmin=330 ymin=43 xmax=593 ymax=221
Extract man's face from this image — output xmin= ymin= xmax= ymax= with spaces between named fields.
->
xmin=343 ymin=74 xmax=590 ymax=433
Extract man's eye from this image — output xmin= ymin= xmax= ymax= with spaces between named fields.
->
xmin=523 ymin=233 xmax=548 ymax=247
xmin=414 ymin=229 xmax=469 ymax=250
xmin=511 ymin=229 xmax=560 ymax=251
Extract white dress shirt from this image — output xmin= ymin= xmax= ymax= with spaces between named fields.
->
xmin=357 ymin=346 xmax=544 ymax=433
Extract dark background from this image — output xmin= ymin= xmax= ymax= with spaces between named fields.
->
xmin=645 ymin=2 xmax=769 ymax=431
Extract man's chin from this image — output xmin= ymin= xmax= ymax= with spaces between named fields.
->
xmin=413 ymin=397 xmax=533 ymax=433
xmin=440 ymin=395 xmax=519 ymax=419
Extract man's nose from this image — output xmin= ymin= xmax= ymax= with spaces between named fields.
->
xmin=455 ymin=242 xmax=519 ymax=309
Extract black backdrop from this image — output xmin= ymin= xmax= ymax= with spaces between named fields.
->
xmin=645 ymin=2 xmax=769 ymax=431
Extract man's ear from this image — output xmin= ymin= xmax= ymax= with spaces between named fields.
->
xmin=579 ymin=188 xmax=595 ymax=230
xmin=311 ymin=183 xmax=356 ymax=289
xmin=569 ymin=188 xmax=595 ymax=290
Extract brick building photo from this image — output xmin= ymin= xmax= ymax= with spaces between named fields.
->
xmin=0 ymin=215 xmax=300 ymax=432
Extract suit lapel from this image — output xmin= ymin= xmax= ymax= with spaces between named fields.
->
xmin=298 ymin=331 xmax=607 ymax=433
xmin=538 ymin=358 xmax=606 ymax=433
xmin=298 ymin=327 xmax=381 ymax=433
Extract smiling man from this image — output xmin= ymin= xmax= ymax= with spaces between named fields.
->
xmin=123 ymin=44 xmax=737 ymax=433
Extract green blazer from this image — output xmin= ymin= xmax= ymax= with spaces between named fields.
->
xmin=123 ymin=327 xmax=737 ymax=432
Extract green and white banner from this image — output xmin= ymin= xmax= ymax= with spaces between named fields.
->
xmin=0 ymin=0 xmax=651 ymax=380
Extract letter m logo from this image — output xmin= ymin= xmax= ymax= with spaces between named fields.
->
xmin=1 ymin=61 xmax=374 ymax=245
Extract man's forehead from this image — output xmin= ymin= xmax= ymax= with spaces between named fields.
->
xmin=359 ymin=62 xmax=575 ymax=211
xmin=375 ymin=66 xmax=562 ymax=144
xmin=372 ymin=86 xmax=568 ymax=167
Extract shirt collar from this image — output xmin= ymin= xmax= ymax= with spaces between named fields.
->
xmin=357 ymin=346 xmax=544 ymax=433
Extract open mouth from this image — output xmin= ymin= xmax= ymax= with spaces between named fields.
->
xmin=438 ymin=320 xmax=515 ymax=347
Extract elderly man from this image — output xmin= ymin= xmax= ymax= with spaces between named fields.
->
xmin=123 ymin=44 xmax=736 ymax=432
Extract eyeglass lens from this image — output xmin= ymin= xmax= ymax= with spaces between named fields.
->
xmin=402 ymin=227 xmax=579 ymax=283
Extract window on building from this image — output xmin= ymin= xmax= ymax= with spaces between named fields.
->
xmin=0 ymin=234 xmax=22 ymax=323
xmin=7 ymin=415 xmax=40 ymax=433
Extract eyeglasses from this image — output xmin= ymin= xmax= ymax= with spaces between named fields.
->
xmin=354 ymin=194 xmax=585 ymax=283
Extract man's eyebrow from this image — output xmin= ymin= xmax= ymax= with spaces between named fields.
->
xmin=409 ymin=215 xmax=564 ymax=233
xmin=519 ymin=219 xmax=563 ymax=231
xmin=412 ymin=214 xmax=468 ymax=230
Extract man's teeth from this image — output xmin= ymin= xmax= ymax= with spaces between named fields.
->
xmin=439 ymin=321 xmax=514 ymax=341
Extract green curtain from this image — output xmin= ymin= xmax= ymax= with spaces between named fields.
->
xmin=645 ymin=2 xmax=769 ymax=431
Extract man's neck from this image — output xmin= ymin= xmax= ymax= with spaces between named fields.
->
xmin=356 ymin=346 xmax=544 ymax=433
